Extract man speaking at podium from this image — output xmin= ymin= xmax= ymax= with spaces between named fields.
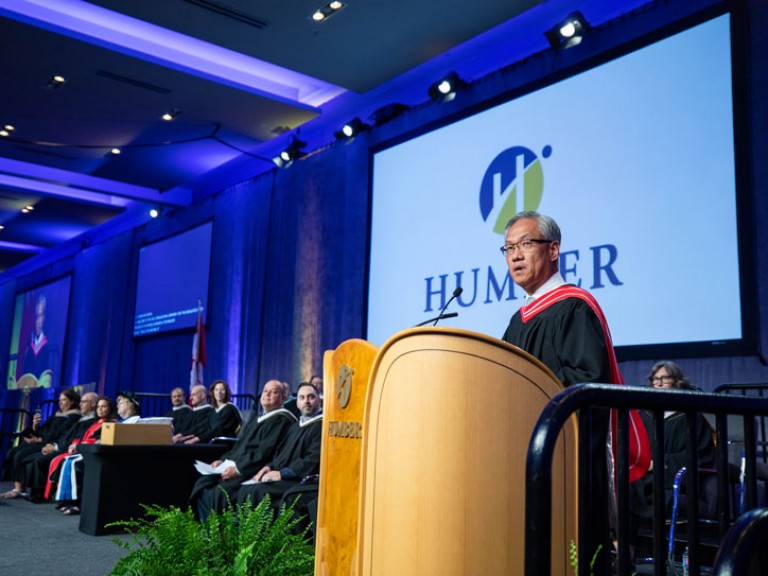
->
xmin=500 ymin=211 xmax=648 ymax=575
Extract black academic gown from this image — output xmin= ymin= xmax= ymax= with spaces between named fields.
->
xmin=190 ymin=408 xmax=296 ymax=519
xmin=631 ymin=409 xmax=716 ymax=519
xmin=233 ymin=414 xmax=323 ymax=513
xmin=164 ymin=405 xmax=193 ymax=433
xmin=503 ymin=288 xmax=613 ymax=575
xmin=4 ymin=410 xmax=81 ymax=485
xmin=29 ymin=415 xmax=96 ymax=496
xmin=177 ymin=405 xmax=214 ymax=437
xmin=196 ymin=403 xmax=242 ymax=443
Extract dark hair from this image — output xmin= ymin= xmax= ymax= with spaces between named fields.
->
xmin=60 ymin=388 xmax=81 ymax=409
xmin=297 ymin=382 xmax=319 ymax=396
xmin=209 ymin=379 xmax=232 ymax=408
xmin=97 ymin=396 xmax=118 ymax=421
xmin=647 ymin=360 xmax=691 ymax=390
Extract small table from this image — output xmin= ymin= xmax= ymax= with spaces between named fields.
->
xmin=78 ymin=443 xmax=227 ymax=535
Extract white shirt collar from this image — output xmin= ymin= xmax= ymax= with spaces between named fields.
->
xmin=525 ymin=271 xmax=566 ymax=305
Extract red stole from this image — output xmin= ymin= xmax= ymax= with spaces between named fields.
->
xmin=521 ymin=285 xmax=651 ymax=482
xmin=44 ymin=419 xmax=105 ymax=499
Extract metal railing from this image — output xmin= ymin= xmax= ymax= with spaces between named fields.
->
xmin=712 ymin=508 xmax=768 ymax=576
xmin=525 ymin=383 xmax=768 ymax=576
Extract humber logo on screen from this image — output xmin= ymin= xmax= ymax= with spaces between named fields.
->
xmin=422 ymin=143 xmax=623 ymax=314
xmin=479 ymin=145 xmax=552 ymax=234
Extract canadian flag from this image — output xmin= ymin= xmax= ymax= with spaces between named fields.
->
xmin=190 ymin=302 xmax=206 ymax=390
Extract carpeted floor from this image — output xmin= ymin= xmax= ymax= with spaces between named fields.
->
xmin=0 ymin=480 xmax=132 ymax=576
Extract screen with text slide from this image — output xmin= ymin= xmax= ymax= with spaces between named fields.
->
xmin=368 ymin=14 xmax=745 ymax=357
xmin=133 ymin=221 xmax=213 ymax=337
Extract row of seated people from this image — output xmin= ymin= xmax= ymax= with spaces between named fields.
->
xmin=167 ymin=380 xmax=243 ymax=444
xmin=0 ymin=378 xmax=248 ymax=514
xmin=190 ymin=380 xmax=323 ymax=540
xmin=0 ymin=388 xmax=138 ymax=512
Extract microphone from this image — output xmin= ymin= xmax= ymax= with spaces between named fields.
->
xmin=414 ymin=286 xmax=463 ymax=327
xmin=414 ymin=312 xmax=458 ymax=327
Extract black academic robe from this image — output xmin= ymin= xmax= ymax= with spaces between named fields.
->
xmin=234 ymin=414 xmax=323 ymax=511
xmin=631 ymin=410 xmax=716 ymax=519
xmin=502 ymin=286 xmax=614 ymax=575
xmin=4 ymin=410 xmax=81 ymax=485
xmin=164 ymin=405 xmax=193 ymax=433
xmin=29 ymin=415 xmax=96 ymax=495
xmin=189 ymin=408 xmax=296 ymax=517
xmin=177 ymin=405 xmax=214 ymax=437
xmin=197 ymin=403 xmax=242 ymax=443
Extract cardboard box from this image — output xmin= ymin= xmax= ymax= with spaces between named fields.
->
xmin=101 ymin=422 xmax=172 ymax=446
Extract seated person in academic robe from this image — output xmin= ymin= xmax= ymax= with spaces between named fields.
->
xmin=1 ymin=388 xmax=81 ymax=499
xmin=49 ymin=397 xmax=118 ymax=514
xmin=230 ymin=383 xmax=323 ymax=516
xmin=26 ymin=392 xmax=99 ymax=501
xmin=190 ymin=379 xmax=296 ymax=520
xmin=630 ymin=362 xmax=716 ymax=532
xmin=173 ymin=384 xmax=214 ymax=443
xmin=181 ymin=380 xmax=242 ymax=444
xmin=116 ymin=391 xmax=142 ymax=423
xmin=163 ymin=387 xmax=193 ymax=433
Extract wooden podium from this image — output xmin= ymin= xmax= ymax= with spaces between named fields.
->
xmin=315 ymin=328 xmax=577 ymax=576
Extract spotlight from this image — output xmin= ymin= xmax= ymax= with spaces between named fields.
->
xmin=149 ymin=208 xmax=162 ymax=218
xmin=161 ymin=108 xmax=183 ymax=121
xmin=45 ymin=75 xmax=66 ymax=90
xmin=273 ymin=136 xmax=307 ymax=167
xmin=310 ymin=0 xmax=346 ymax=22
xmin=334 ymin=118 xmax=370 ymax=140
xmin=110 ymin=148 xmax=122 ymax=155
xmin=428 ymin=72 xmax=467 ymax=102
xmin=0 ymin=124 xmax=15 ymax=137
xmin=545 ymin=12 xmax=590 ymax=50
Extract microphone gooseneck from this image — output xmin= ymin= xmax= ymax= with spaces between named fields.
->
xmin=433 ymin=286 xmax=463 ymax=327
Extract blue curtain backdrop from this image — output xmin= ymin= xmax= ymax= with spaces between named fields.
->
xmin=0 ymin=0 xmax=767 ymax=411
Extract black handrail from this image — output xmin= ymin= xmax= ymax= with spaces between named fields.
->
xmin=712 ymin=508 xmax=768 ymax=576
xmin=525 ymin=383 xmax=768 ymax=576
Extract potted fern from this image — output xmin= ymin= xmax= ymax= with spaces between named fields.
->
xmin=109 ymin=496 xmax=314 ymax=576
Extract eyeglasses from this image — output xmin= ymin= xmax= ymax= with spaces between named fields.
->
xmin=651 ymin=375 xmax=675 ymax=384
xmin=500 ymin=238 xmax=552 ymax=257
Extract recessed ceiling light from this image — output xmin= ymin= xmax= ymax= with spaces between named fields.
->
xmin=110 ymin=148 xmax=122 ymax=155
xmin=21 ymin=208 xmax=29 ymax=214
xmin=3 ymin=125 xmax=14 ymax=132
xmin=310 ymin=1 xmax=346 ymax=23
xmin=0 ymin=225 xmax=4 ymax=230
xmin=25 ymin=205 xmax=34 ymax=211
xmin=0 ymin=130 xmax=9 ymax=137
xmin=46 ymin=75 xmax=66 ymax=89
xmin=161 ymin=108 xmax=183 ymax=121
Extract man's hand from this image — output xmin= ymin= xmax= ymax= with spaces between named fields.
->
xmin=41 ymin=443 xmax=56 ymax=455
xmin=254 ymin=466 xmax=271 ymax=482
xmin=260 ymin=470 xmax=281 ymax=483
xmin=220 ymin=466 xmax=240 ymax=481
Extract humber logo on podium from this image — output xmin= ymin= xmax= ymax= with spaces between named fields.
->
xmin=479 ymin=145 xmax=552 ymax=234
